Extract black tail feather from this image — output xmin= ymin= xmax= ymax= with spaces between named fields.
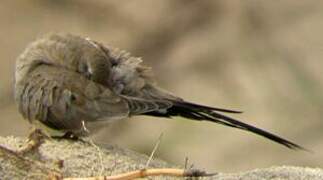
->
xmin=145 ymin=100 xmax=307 ymax=151
xmin=174 ymin=101 xmax=243 ymax=114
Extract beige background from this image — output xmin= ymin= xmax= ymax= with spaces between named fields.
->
xmin=1 ymin=0 xmax=322 ymax=172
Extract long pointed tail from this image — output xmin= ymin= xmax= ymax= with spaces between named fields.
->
xmin=145 ymin=100 xmax=307 ymax=151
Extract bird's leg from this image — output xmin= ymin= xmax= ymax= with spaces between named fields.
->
xmin=17 ymin=128 xmax=49 ymax=157
xmin=14 ymin=128 xmax=65 ymax=172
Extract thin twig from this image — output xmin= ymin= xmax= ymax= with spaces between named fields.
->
xmin=184 ymin=157 xmax=189 ymax=169
xmin=63 ymin=168 xmax=215 ymax=180
xmin=87 ymin=138 xmax=104 ymax=176
xmin=145 ymin=132 xmax=163 ymax=168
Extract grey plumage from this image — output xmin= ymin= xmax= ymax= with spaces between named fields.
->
xmin=15 ymin=33 xmax=305 ymax=150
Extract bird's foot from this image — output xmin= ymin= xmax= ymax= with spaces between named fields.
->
xmin=14 ymin=128 xmax=65 ymax=172
xmin=17 ymin=128 xmax=49 ymax=158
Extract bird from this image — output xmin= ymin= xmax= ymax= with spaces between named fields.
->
xmin=15 ymin=33 xmax=305 ymax=150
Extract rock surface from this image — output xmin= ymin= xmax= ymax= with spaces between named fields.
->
xmin=0 ymin=136 xmax=321 ymax=180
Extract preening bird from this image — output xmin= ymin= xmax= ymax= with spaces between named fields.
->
xmin=15 ymin=33 xmax=305 ymax=150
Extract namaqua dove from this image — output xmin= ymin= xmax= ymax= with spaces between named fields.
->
xmin=15 ymin=33 xmax=305 ymax=150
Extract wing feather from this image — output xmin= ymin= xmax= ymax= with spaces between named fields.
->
xmin=15 ymin=64 xmax=129 ymax=132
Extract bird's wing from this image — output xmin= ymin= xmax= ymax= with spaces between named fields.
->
xmin=15 ymin=64 xmax=130 ymax=131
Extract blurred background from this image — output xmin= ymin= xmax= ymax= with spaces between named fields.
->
xmin=1 ymin=0 xmax=322 ymax=172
